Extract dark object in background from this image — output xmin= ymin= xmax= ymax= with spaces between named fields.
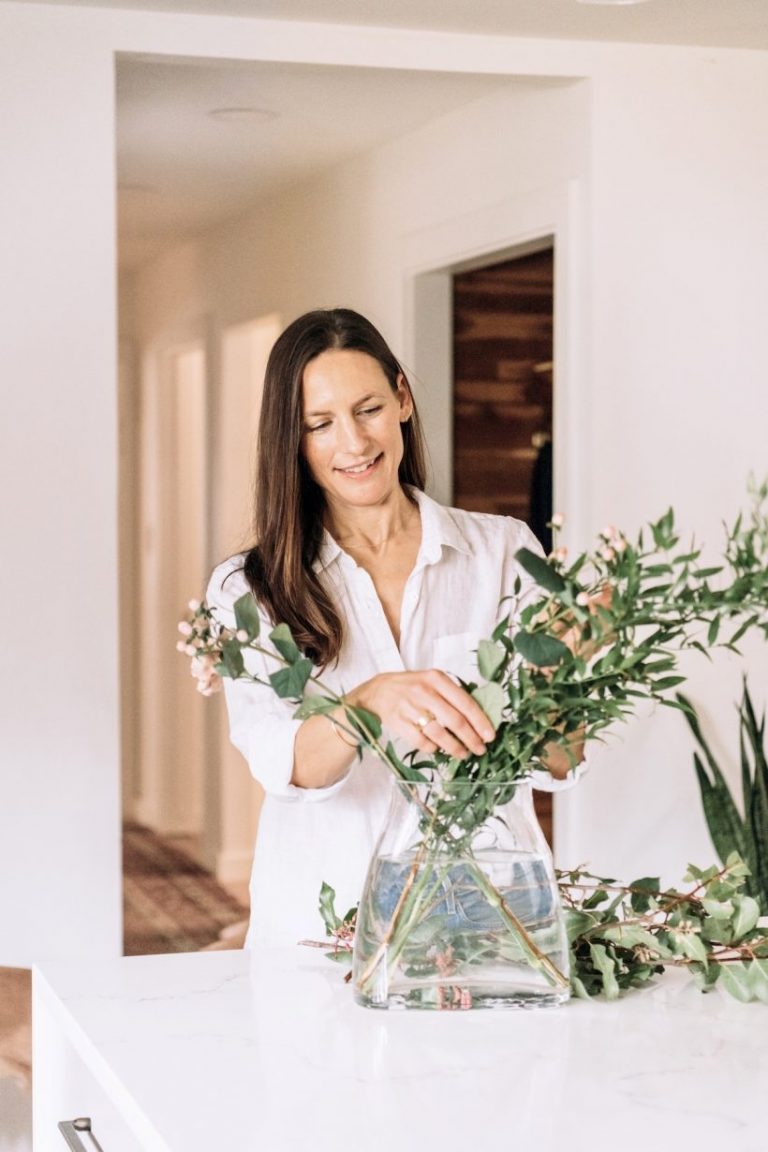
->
xmin=528 ymin=435 xmax=553 ymax=555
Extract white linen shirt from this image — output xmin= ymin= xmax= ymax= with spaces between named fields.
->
xmin=207 ymin=490 xmax=578 ymax=947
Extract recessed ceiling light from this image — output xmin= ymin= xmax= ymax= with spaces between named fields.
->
xmin=207 ymin=107 xmax=279 ymax=124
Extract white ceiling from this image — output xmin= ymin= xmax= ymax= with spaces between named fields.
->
xmin=117 ymin=61 xmax=537 ymax=268
xmin=106 ymin=1 xmax=767 ymax=269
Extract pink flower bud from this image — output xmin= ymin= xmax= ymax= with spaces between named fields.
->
xmin=235 ymin=629 xmax=249 ymax=643
xmin=176 ymin=640 xmax=188 ymax=652
xmin=178 ymin=621 xmax=193 ymax=636
xmin=550 ymin=546 xmax=568 ymax=564
xmin=601 ymin=546 xmax=616 ymax=563
xmin=576 ymin=591 xmax=590 ymax=607
xmin=550 ymin=512 xmax=565 ymax=529
xmin=188 ymin=599 xmax=201 ymax=613
xmin=184 ymin=643 xmax=197 ymax=656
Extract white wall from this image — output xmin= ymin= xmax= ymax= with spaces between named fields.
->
xmin=558 ymin=50 xmax=768 ymax=883
xmin=0 ymin=8 xmax=120 ymax=965
xmin=1 ymin=0 xmax=767 ymax=966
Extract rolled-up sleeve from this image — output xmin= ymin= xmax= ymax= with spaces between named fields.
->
xmin=206 ymin=560 xmax=350 ymax=803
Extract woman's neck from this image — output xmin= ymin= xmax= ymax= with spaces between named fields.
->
xmin=324 ymin=488 xmax=418 ymax=556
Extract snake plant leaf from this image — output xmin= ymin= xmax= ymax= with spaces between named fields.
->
xmin=693 ymin=751 xmax=748 ymax=866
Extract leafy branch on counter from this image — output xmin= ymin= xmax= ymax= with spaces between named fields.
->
xmin=310 ymin=855 xmax=768 ymax=1004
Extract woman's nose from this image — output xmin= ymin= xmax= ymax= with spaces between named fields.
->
xmin=336 ymin=416 xmax=368 ymax=452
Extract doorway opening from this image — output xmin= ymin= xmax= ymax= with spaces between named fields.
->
xmin=451 ymin=246 xmax=555 ymax=841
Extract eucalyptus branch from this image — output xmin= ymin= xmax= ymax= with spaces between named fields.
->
xmin=179 ymin=481 xmax=768 ymax=1006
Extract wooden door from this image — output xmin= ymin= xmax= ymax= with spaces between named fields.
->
xmin=452 ymin=248 xmax=554 ymax=843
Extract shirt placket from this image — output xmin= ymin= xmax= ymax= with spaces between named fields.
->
xmin=352 ymin=565 xmax=405 ymax=674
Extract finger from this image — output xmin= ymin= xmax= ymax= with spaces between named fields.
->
xmin=423 ymin=672 xmax=496 ymax=742
xmin=423 ymin=718 xmax=477 ymax=760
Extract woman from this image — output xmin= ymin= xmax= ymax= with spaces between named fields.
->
xmin=207 ymin=308 xmax=581 ymax=947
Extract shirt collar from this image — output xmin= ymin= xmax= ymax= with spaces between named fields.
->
xmin=311 ymin=487 xmax=471 ymax=574
xmin=411 ymin=488 xmax=472 ymax=566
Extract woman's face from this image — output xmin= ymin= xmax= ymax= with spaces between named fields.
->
xmin=300 ymin=348 xmax=412 ymax=514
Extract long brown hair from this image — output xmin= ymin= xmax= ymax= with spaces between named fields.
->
xmin=243 ymin=308 xmax=428 ymax=666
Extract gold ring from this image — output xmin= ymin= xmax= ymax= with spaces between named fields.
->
xmin=415 ymin=712 xmax=435 ymax=730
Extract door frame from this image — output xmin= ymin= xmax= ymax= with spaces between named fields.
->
xmin=401 ymin=179 xmax=590 ymax=550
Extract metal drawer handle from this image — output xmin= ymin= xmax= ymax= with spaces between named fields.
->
xmin=58 ymin=1117 xmax=105 ymax=1151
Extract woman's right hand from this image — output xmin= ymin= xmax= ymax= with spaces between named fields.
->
xmin=345 ymin=670 xmax=496 ymax=760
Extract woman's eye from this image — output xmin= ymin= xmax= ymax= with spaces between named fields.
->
xmin=306 ymin=421 xmax=330 ymax=434
xmin=359 ymin=405 xmax=383 ymax=417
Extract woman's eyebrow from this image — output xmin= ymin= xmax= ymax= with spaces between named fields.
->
xmin=304 ymin=392 xmax=381 ymax=418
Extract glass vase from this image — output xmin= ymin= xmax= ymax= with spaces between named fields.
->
xmin=352 ymin=777 xmax=571 ymax=1010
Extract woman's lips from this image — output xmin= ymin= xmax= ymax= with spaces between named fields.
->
xmin=335 ymin=454 xmax=383 ymax=478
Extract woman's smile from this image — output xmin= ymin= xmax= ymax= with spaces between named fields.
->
xmin=301 ymin=348 xmax=412 ymax=512
xmin=336 ymin=453 xmax=383 ymax=478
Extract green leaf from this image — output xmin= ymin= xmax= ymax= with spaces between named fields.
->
xmin=318 ymin=881 xmax=341 ymax=935
xmin=269 ymin=622 xmax=301 ymax=665
xmin=570 ymin=974 xmax=592 ymax=1000
xmin=386 ymin=742 xmax=428 ymax=783
xmin=514 ymin=546 xmax=567 ymax=593
xmin=732 ymin=894 xmax=761 ymax=937
xmin=589 ymin=942 xmax=620 ymax=1000
xmin=348 ymin=706 xmax=382 ymax=742
xmin=650 ymin=675 xmax=687 ymax=693
xmin=325 ymin=950 xmax=353 ymax=965
xmin=600 ymin=924 xmax=666 ymax=954
xmin=293 ymin=695 xmax=338 ymax=719
xmin=672 ymin=930 xmax=710 ymax=964
xmin=220 ymin=639 xmax=245 ymax=679
xmin=747 ymin=958 xmax=768 ymax=1004
xmin=513 ymin=630 xmax=569 ymax=668
xmin=701 ymin=898 xmax=734 ymax=920
xmin=233 ymin=592 xmax=261 ymax=639
xmin=471 ymin=682 xmax=505 ymax=729
xmin=564 ymin=909 xmax=596 ymax=944
xmin=717 ymin=961 xmax=755 ymax=1003
xmin=269 ymin=658 xmax=313 ymax=699
xmin=477 ymin=639 xmax=506 ymax=681
xmin=629 ymin=877 xmax=661 ymax=914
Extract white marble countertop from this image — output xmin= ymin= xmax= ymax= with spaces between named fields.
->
xmin=34 ymin=947 xmax=765 ymax=1152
